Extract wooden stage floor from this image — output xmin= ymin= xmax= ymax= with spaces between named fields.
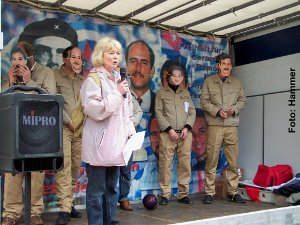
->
xmin=16 ymin=193 xmax=283 ymax=225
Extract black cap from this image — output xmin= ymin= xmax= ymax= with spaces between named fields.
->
xmin=18 ymin=18 xmax=78 ymax=46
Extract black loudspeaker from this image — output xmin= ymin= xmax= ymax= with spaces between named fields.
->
xmin=0 ymin=86 xmax=64 ymax=173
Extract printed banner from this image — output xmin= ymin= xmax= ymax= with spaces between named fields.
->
xmin=1 ymin=2 xmax=228 ymax=207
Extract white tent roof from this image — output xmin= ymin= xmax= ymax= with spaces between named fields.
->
xmin=10 ymin=0 xmax=300 ymax=39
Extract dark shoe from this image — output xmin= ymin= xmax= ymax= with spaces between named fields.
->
xmin=178 ymin=196 xmax=193 ymax=204
xmin=70 ymin=206 xmax=82 ymax=218
xmin=159 ymin=196 xmax=169 ymax=205
xmin=228 ymin=194 xmax=246 ymax=203
xmin=202 ymin=195 xmax=213 ymax=204
xmin=31 ymin=215 xmax=44 ymax=225
xmin=119 ymin=200 xmax=133 ymax=211
xmin=2 ymin=217 xmax=18 ymax=225
xmin=55 ymin=212 xmax=71 ymax=225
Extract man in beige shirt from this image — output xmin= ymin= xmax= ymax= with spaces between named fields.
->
xmin=200 ymin=53 xmax=247 ymax=204
xmin=1 ymin=41 xmax=56 ymax=225
xmin=54 ymin=46 xmax=85 ymax=225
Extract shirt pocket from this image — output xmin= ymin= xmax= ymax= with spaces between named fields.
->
xmin=33 ymin=75 xmax=45 ymax=89
xmin=223 ymin=87 xmax=240 ymax=105
xmin=57 ymin=84 xmax=69 ymax=93
xmin=58 ymin=85 xmax=73 ymax=102
xmin=180 ymin=95 xmax=190 ymax=113
xmin=162 ymin=96 xmax=174 ymax=114
xmin=228 ymin=90 xmax=240 ymax=105
xmin=209 ymin=90 xmax=221 ymax=104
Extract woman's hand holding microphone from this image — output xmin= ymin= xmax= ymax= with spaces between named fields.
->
xmin=117 ymin=80 xmax=129 ymax=96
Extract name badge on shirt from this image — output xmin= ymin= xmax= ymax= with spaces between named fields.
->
xmin=184 ymin=102 xmax=189 ymax=113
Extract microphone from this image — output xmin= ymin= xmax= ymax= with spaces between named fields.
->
xmin=120 ymin=67 xmax=127 ymax=98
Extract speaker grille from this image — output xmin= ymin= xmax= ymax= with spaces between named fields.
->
xmin=19 ymin=100 xmax=60 ymax=154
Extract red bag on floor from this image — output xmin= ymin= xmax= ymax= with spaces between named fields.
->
xmin=245 ymin=186 xmax=260 ymax=202
xmin=253 ymin=164 xmax=293 ymax=187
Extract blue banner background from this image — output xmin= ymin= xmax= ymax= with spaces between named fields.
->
xmin=1 ymin=2 xmax=229 ymax=207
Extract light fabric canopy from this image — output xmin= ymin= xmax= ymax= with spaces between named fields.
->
xmin=12 ymin=0 xmax=300 ymax=38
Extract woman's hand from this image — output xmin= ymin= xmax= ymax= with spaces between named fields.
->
xmin=8 ymin=65 xmax=18 ymax=85
xmin=117 ymin=80 xmax=129 ymax=95
xmin=18 ymin=65 xmax=31 ymax=83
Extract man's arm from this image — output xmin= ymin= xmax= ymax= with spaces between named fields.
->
xmin=154 ymin=90 xmax=170 ymax=131
xmin=180 ymin=91 xmax=196 ymax=139
xmin=132 ymin=97 xmax=143 ymax=128
xmin=185 ymin=91 xmax=196 ymax=127
xmin=40 ymin=68 xmax=57 ymax=95
xmin=231 ymin=84 xmax=247 ymax=115
xmin=1 ymin=75 xmax=10 ymax=92
xmin=53 ymin=70 xmax=72 ymax=125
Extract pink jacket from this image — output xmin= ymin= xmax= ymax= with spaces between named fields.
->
xmin=80 ymin=67 xmax=136 ymax=166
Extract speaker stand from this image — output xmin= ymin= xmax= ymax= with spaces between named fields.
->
xmin=24 ymin=172 xmax=31 ymax=225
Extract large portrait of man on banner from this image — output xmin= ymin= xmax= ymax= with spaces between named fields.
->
xmin=126 ymin=40 xmax=156 ymax=113
xmin=125 ymin=40 xmax=157 ymax=163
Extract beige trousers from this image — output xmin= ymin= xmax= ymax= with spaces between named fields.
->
xmin=3 ymin=172 xmax=44 ymax=220
xmin=55 ymin=127 xmax=81 ymax=212
xmin=204 ymin=126 xmax=239 ymax=196
xmin=159 ymin=132 xmax=192 ymax=199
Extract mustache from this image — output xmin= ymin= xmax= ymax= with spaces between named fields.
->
xmin=72 ymin=61 xmax=82 ymax=65
xmin=131 ymin=72 xmax=144 ymax=77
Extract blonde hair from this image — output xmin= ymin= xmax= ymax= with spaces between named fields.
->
xmin=91 ymin=37 xmax=122 ymax=67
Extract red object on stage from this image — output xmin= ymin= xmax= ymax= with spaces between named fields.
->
xmin=253 ymin=164 xmax=293 ymax=187
xmin=245 ymin=186 xmax=260 ymax=202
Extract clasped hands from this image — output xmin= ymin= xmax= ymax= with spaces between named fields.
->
xmin=219 ymin=106 xmax=235 ymax=119
xmin=8 ymin=64 xmax=31 ymax=85
xmin=168 ymin=127 xmax=188 ymax=140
